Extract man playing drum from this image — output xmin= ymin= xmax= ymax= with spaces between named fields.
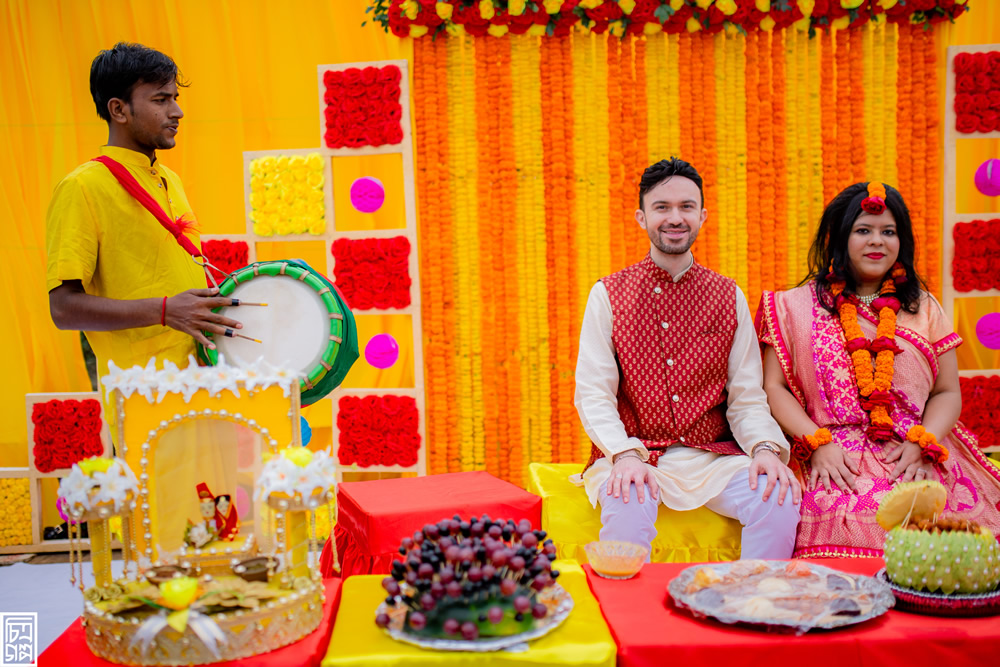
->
xmin=46 ymin=44 xmax=246 ymax=550
xmin=46 ymin=42 xmax=241 ymax=388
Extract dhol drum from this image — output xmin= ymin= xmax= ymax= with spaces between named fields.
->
xmin=197 ymin=260 xmax=358 ymax=405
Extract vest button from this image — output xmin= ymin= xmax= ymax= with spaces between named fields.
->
xmin=679 ymin=436 xmax=686 ymax=442
xmin=654 ymin=287 xmax=662 ymax=294
xmin=661 ymin=321 xmax=669 ymax=329
xmin=666 ymin=359 xmax=674 ymax=367
xmin=671 ymin=394 xmax=680 ymax=402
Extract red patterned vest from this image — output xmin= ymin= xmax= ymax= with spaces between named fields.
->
xmin=583 ymin=255 xmax=745 ymax=472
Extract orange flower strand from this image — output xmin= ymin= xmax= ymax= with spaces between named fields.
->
xmin=906 ymin=426 xmax=951 ymax=463
xmin=805 ymin=428 xmax=833 ymax=450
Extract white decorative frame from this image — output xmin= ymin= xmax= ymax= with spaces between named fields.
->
xmin=315 ymin=59 xmax=425 ymax=480
xmin=217 ymin=58 xmax=425 ymax=480
xmin=943 ymin=44 xmax=1000 ymax=452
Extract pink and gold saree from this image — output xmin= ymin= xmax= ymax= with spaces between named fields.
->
xmin=757 ymin=284 xmax=1000 ymax=558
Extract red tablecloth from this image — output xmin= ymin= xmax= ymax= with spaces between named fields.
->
xmin=38 ymin=579 xmax=342 ymax=667
xmin=585 ymin=559 xmax=1000 ymax=667
xmin=320 ymin=471 xmax=542 ymax=578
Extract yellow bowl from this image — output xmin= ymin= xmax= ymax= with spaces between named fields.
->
xmin=584 ymin=540 xmax=649 ymax=580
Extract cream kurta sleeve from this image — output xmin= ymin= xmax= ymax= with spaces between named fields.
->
xmin=573 ymin=280 xmax=788 ymax=510
xmin=574 ymin=281 xmax=650 ymax=462
xmin=726 ymin=287 xmax=789 ymax=461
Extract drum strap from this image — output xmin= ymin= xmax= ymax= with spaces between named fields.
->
xmin=91 ymin=155 xmax=203 ymax=259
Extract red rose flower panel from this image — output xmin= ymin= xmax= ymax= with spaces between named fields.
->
xmin=337 ymin=395 xmax=421 ymax=467
xmin=954 ymin=51 xmax=1000 ymax=134
xmin=331 ymin=236 xmax=411 ymax=310
xmin=323 ymin=65 xmax=404 ymax=149
xmin=959 ymin=376 xmax=1000 ymax=451
xmin=31 ymin=399 xmax=105 ymax=473
xmin=202 ymin=239 xmax=249 ymax=286
xmin=952 ymin=219 xmax=1000 ymax=292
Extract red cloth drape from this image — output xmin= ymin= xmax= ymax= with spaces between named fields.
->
xmin=321 ymin=471 xmax=543 ymax=578
xmin=91 ymin=155 xmax=202 ymax=258
xmin=585 ymin=559 xmax=1000 ymax=667
xmin=38 ymin=579 xmax=341 ymax=667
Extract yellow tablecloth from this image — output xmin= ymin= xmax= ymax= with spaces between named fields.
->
xmin=528 ymin=463 xmax=742 ymax=563
xmin=321 ymin=561 xmax=616 ymax=667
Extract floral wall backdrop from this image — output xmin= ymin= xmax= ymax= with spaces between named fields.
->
xmin=409 ymin=18 xmax=951 ymax=480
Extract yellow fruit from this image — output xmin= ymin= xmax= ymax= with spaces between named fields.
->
xmin=876 ymin=480 xmax=947 ymax=530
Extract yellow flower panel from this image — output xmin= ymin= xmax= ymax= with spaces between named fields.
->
xmin=249 ymin=153 xmax=326 ymax=236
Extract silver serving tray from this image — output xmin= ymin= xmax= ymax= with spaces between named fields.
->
xmin=669 ymin=561 xmax=895 ymax=635
xmin=376 ymin=583 xmax=574 ymax=652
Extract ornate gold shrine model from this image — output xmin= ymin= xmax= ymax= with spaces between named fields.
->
xmin=59 ymin=359 xmax=339 ymax=665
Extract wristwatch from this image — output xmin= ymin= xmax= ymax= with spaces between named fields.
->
xmin=750 ymin=441 xmax=781 ymax=458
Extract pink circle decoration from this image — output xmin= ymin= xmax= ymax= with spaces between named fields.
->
xmin=976 ymin=313 xmax=1000 ymax=350
xmin=237 ymin=437 xmax=255 ymax=469
xmin=350 ymin=177 xmax=385 ymax=213
xmin=365 ymin=333 xmax=399 ymax=369
xmin=974 ymin=159 xmax=1000 ymax=197
xmin=236 ymin=486 xmax=251 ymax=517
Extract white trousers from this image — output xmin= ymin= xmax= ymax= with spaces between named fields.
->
xmin=598 ymin=471 xmax=800 ymax=560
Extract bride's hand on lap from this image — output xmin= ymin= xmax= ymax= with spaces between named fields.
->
xmin=885 ymin=441 xmax=935 ymax=482
xmin=808 ymin=444 xmax=859 ymax=494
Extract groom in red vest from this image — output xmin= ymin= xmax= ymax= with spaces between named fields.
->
xmin=574 ymin=158 xmax=801 ymax=559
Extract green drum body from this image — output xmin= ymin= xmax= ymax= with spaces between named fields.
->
xmin=197 ymin=260 xmax=358 ymax=405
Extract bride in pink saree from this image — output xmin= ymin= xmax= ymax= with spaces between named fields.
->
xmin=757 ymin=182 xmax=1000 ymax=558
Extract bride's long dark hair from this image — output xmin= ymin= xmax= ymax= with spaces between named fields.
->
xmin=803 ymin=182 xmax=926 ymax=314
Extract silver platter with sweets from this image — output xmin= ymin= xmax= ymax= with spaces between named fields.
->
xmin=669 ymin=560 xmax=895 ymax=635
xmin=376 ymin=583 xmax=574 ymax=652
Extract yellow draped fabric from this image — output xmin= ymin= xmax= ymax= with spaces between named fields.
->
xmin=528 ymin=463 xmax=741 ymax=564
xmin=321 ymin=561 xmax=616 ymax=667
xmin=0 ymin=0 xmax=410 ymax=469
xmin=1 ymin=1 xmax=999 ymax=486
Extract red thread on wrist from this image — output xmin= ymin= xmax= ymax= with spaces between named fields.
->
xmin=161 ymin=296 xmax=168 ymax=326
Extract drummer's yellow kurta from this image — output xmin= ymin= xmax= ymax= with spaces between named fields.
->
xmin=45 ymin=145 xmax=206 ymax=384
xmin=46 ymin=146 xmax=231 ymax=547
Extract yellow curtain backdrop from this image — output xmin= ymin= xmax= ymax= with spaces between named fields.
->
xmin=0 ymin=0 xmax=410 ymax=471
xmin=1 ymin=1 xmax=999 ymax=488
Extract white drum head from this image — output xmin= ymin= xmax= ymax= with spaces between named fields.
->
xmin=213 ymin=276 xmax=328 ymax=375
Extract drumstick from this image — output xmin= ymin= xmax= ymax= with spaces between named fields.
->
xmin=230 ymin=299 xmax=268 ymax=306
xmin=223 ymin=328 xmax=263 ymax=344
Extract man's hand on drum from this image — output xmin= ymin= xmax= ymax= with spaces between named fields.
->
xmin=165 ymin=288 xmax=243 ymax=349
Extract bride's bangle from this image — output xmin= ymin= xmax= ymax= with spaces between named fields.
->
xmin=905 ymin=426 xmax=950 ymax=465
xmin=790 ymin=428 xmax=833 ymax=461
